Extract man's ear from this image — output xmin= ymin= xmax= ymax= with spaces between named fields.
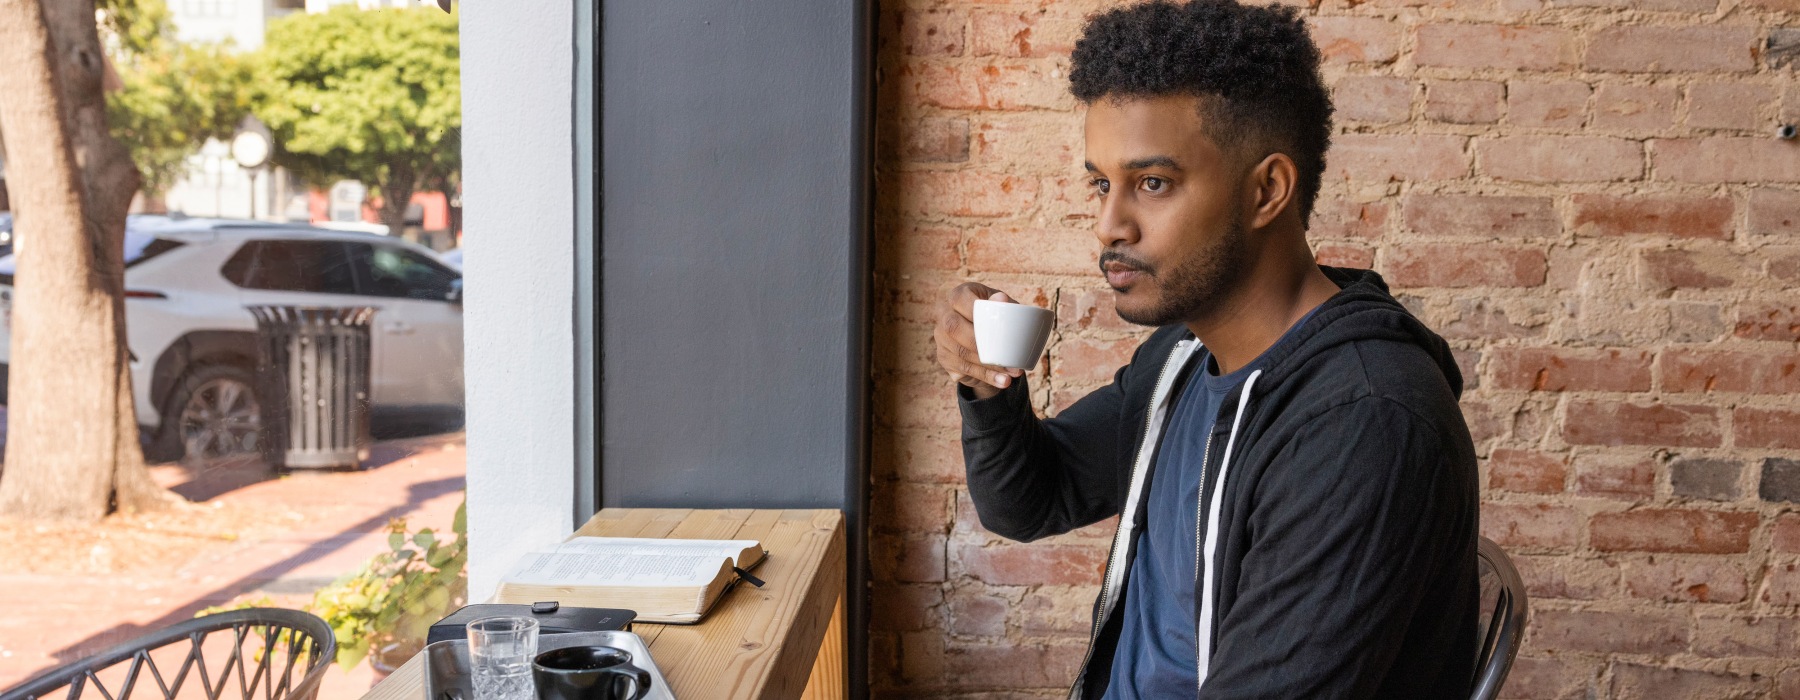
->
xmin=1245 ymin=152 xmax=1299 ymax=230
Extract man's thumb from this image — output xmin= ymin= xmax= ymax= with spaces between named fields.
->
xmin=990 ymin=292 xmax=1012 ymax=303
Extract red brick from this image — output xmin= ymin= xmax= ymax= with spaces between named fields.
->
xmin=1308 ymin=200 xmax=1388 ymax=240
xmin=893 ymin=117 xmax=970 ymax=164
xmin=1768 ymin=563 xmax=1800 ymax=606
xmin=966 ymin=226 xmax=1094 ymax=275
xmin=1735 ymin=303 xmax=1800 ymax=342
xmin=1016 ymin=586 xmax=1094 ymax=636
xmin=1326 ymin=134 xmax=1469 ymax=182
xmin=1478 ymin=136 xmax=1643 ymax=182
xmin=1333 ymin=76 xmax=1413 ymax=124
xmin=1436 ymin=297 xmax=1546 ymax=340
xmin=893 ymin=9 xmax=965 ymax=57
xmin=1742 ymin=0 xmax=1800 ymax=9
xmin=1571 ymin=195 xmax=1734 ymax=240
xmin=1050 ymin=337 xmax=1136 ymax=384
xmin=894 ymin=170 xmax=1039 ymax=219
xmin=871 ymin=583 xmax=944 ymax=632
xmin=1055 ymin=288 xmax=1135 ymax=334
xmin=896 ymin=60 xmax=1073 ymax=112
xmin=903 ymin=637 xmax=1085 ymax=689
xmin=1461 ymin=398 xmax=1504 ymax=444
xmin=1590 ymin=509 xmax=1757 ymax=553
xmin=1749 ymin=188 xmax=1800 ymax=236
xmin=1550 ymin=0 xmax=1719 ymax=9
xmin=1507 ymin=80 xmax=1590 ymax=128
xmin=1514 ymin=555 xmax=1617 ymax=600
xmin=1424 ymin=79 xmax=1503 ymax=124
xmin=881 ymin=372 xmax=962 ymax=430
xmin=1488 ymin=449 xmax=1568 ymax=493
xmin=1659 ymin=349 xmax=1800 ymax=394
xmin=1688 ymin=82 xmax=1778 ymax=131
xmin=873 ymin=534 xmax=947 ymax=583
xmin=1775 ymin=513 xmax=1800 ymax=553
xmin=1415 ymin=24 xmax=1576 ymax=71
xmin=1530 ymin=609 xmax=1688 ymax=655
xmin=1403 ymin=194 xmax=1558 ymax=239
xmin=1382 ymin=243 xmax=1546 ymax=288
xmin=878 ymin=224 xmax=961 ymax=272
xmin=969 ymin=10 xmax=1078 ymax=59
xmin=1310 ymin=16 xmax=1400 ymax=65
xmin=953 ymin=541 xmax=1105 ymax=586
xmin=1497 ymin=657 xmax=1596 ymax=700
xmin=1622 ymin=556 xmax=1748 ymax=603
xmin=1636 ymin=248 xmax=1743 ymax=291
xmin=1593 ymin=83 xmax=1677 ymax=132
xmin=1610 ymin=664 xmax=1770 ymax=698
xmin=1734 ymin=406 xmax=1800 ymax=449
xmin=971 ymin=114 xmax=1079 ymax=173
xmin=1769 ymin=249 xmax=1800 ymax=284
xmin=1655 ymin=138 xmax=1800 ymax=183
xmin=1574 ymin=454 xmax=1657 ymax=498
xmin=1585 ymin=26 xmax=1758 ymax=73
xmin=1565 ymin=400 xmax=1721 ymax=447
xmin=1489 ymin=347 xmax=1652 ymax=392
xmin=1481 ymin=503 xmax=1579 ymax=549
xmin=880 ymin=427 xmax=966 ymax=485
xmin=942 ymin=586 xmax=1009 ymax=637
xmin=873 ymin=482 xmax=953 ymax=534
xmin=1313 ymin=243 xmax=1373 ymax=269
xmin=1692 ymin=615 xmax=1800 ymax=658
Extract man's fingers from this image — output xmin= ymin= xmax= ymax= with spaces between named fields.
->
xmin=936 ymin=336 xmax=1017 ymax=389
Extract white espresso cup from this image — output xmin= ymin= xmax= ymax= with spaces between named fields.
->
xmin=973 ymin=299 xmax=1055 ymax=370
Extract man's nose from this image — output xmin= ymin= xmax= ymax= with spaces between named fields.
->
xmin=1095 ymin=195 xmax=1138 ymax=248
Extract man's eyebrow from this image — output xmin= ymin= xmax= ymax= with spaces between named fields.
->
xmin=1083 ymin=156 xmax=1184 ymax=173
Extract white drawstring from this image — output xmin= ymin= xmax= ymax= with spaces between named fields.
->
xmin=1195 ymin=369 xmax=1262 ymax=689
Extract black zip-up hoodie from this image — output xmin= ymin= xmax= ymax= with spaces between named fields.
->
xmin=959 ymin=267 xmax=1479 ymax=699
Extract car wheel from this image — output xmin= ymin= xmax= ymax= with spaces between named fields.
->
xmin=160 ymin=364 xmax=263 ymax=461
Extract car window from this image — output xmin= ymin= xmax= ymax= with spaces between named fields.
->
xmin=347 ymin=242 xmax=460 ymax=301
xmin=220 ymin=240 xmax=358 ymax=295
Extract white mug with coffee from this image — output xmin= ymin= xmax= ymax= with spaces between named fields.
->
xmin=973 ymin=299 xmax=1055 ymax=370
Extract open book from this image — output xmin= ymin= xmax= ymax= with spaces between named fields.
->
xmin=493 ymin=537 xmax=768 ymax=624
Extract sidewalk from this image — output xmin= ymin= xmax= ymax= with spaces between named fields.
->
xmin=0 ymin=433 xmax=467 ymax=700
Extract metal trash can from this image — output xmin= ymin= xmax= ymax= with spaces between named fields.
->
xmin=248 ymin=305 xmax=377 ymax=470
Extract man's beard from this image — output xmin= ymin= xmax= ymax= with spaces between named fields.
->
xmin=1107 ymin=212 xmax=1252 ymax=328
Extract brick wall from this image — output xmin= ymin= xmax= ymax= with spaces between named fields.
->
xmin=869 ymin=0 xmax=1800 ymax=697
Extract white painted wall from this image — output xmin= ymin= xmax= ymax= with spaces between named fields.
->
xmin=460 ymin=0 xmax=577 ymax=600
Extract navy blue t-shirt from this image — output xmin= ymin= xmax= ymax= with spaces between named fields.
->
xmin=1103 ymin=315 xmax=1316 ymax=698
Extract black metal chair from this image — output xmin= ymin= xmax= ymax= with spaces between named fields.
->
xmin=0 ymin=609 xmax=335 ymax=700
xmin=1472 ymin=537 xmax=1528 ymax=700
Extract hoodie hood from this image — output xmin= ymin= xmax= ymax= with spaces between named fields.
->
xmin=1247 ymin=266 xmax=1464 ymax=398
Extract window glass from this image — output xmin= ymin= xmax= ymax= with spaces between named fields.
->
xmin=347 ymin=242 xmax=460 ymax=300
xmin=220 ymin=240 xmax=358 ymax=295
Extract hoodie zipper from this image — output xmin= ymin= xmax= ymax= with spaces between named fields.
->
xmin=1193 ymin=428 xmax=1217 ymax=697
xmin=1070 ymin=339 xmax=1192 ymax=700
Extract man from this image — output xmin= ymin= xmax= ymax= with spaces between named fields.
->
xmin=930 ymin=1 xmax=1480 ymax=698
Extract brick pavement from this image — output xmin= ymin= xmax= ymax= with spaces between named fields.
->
xmin=0 ymin=433 xmax=466 ymax=700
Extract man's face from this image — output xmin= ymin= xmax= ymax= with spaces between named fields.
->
xmin=1084 ymin=94 xmax=1251 ymax=328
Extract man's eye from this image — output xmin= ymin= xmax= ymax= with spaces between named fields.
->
xmin=1142 ymin=177 xmax=1167 ymax=193
xmin=1090 ymin=179 xmax=1110 ymax=196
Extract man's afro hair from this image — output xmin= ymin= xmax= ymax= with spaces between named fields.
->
xmin=1070 ymin=0 xmax=1334 ymax=223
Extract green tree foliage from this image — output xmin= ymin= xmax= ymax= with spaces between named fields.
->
xmin=253 ymin=6 xmax=460 ymax=233
xmin=99 ymin=0 xmax=252 ymax=197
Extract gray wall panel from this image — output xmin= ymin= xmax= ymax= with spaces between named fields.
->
xmin=600 ymin=2 xmax=867 ymax=511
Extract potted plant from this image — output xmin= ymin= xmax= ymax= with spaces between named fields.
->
xmin=309 ymin=500 xmax=468 ymax=678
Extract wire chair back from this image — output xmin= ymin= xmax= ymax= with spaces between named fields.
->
xmin=1472 ymin=537 xmax=1528 ymax=700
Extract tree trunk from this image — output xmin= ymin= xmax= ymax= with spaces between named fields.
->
xmin=0 ymin=0 xmax=178 ymax=520
xmin=378 ymin=162 xmax=416 ymax=241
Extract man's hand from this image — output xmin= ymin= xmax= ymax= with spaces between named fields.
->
xmin=933 ymin=282 xmax=1026 ymax=400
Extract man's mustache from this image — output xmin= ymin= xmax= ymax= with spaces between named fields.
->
xmin=1099 ymin=250 xmax=1153 ymax=276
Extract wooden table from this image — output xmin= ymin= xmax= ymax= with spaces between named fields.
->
xmin=361 ymin=508 xmax=847 ymax=700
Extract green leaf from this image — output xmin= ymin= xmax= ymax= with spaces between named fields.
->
xmin=388 ymin=532 xmax=405 ymax=551
xmin=413 ymin=530 xmax=436 ymax=549
xmin=453 ymin=501 xmax=467 ymax=536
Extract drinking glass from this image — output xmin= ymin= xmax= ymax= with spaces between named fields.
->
xmin=467 ymin=616 xmax=539 ymax=700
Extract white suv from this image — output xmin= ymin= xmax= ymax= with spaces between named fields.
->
xmin=0 ymin=216 xmax=465 ymax=460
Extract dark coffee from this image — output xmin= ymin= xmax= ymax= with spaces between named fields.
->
xmin=532 ymin=646 xmax=652 ymax=700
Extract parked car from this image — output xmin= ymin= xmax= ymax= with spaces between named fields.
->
xmin=0 ymin=215 xmax=465 ymax=460
xmin=438 ymin=248 xmax=462 ymax=271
